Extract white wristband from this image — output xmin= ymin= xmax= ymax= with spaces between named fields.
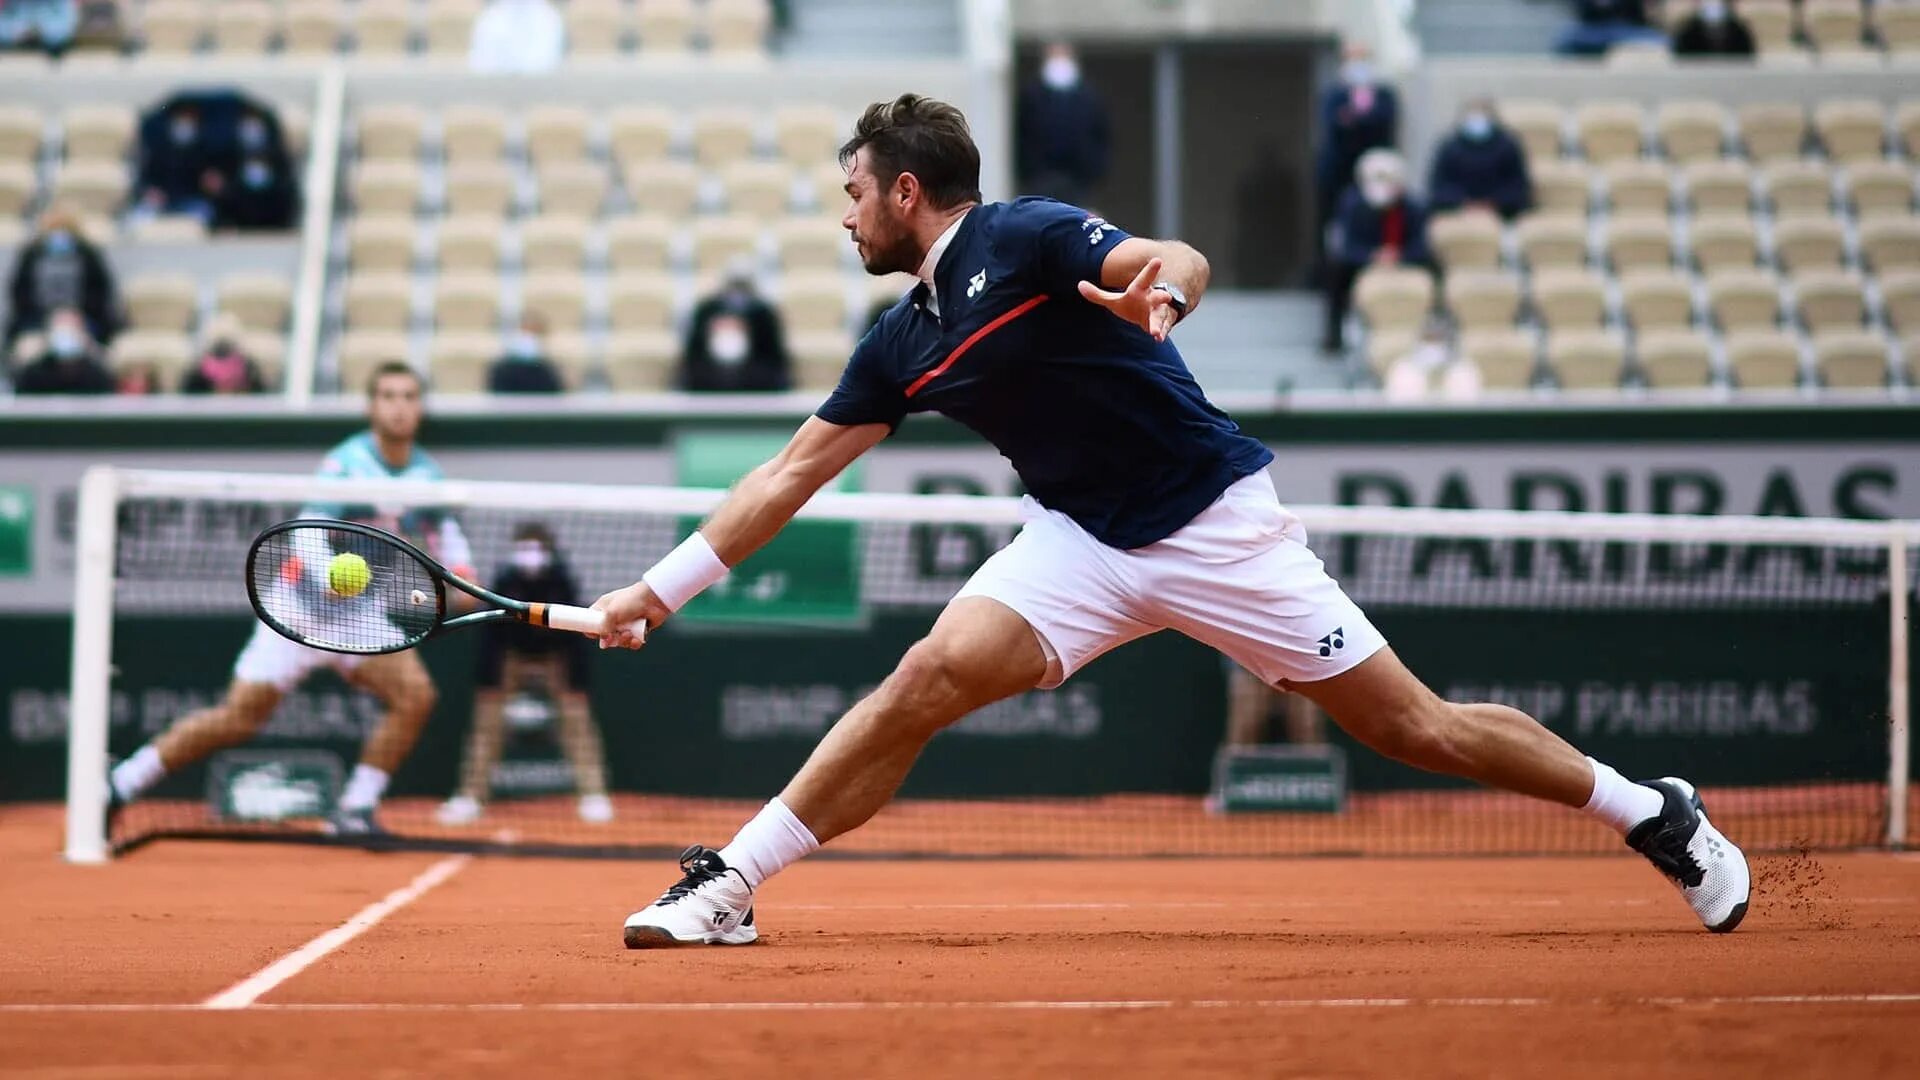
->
xmin=642 ymin=531 xmax=729 ymax=612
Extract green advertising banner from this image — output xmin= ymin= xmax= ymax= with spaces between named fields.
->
xmin=0 ymin=485 xmax=30 ymax=577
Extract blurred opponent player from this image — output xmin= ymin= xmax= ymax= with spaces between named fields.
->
xmin=108 ymin=362 xmax=469 ymax=838
xmin=595 ymin=95 xmax=1750 ymax=946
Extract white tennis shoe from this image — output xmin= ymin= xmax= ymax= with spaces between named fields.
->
xmin=1626 ymin=777 xmax=1750 ymax=933
xmin=623 ymin=845 xmax=757 ymax=948
xmin=435 ymin=795 xmax=483 ymax=826
xmin=578 ymin=794 xmax=615 ymax=824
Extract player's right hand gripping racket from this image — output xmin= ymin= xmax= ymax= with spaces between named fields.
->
xmin=245 ymin=519 xmax=644 ymax=656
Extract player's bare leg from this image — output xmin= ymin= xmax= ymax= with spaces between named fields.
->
xmin=443 ymin=657 xmax=520 ymax=823
xmin=330 ymin=651 xmax=436 ymax=836
xmin=548 ymin=656 xmax=613 ymax=823
xmin=109 ymin=681 xmax=283 ymax=821
xmin=623 ymin=598 xmax=1047 ymax=948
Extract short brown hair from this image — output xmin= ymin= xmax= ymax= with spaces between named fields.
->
xmin=366 ymin=360 xmax=421 ymax=397
xmin=838 ymin=94 xmax=981 ymax=210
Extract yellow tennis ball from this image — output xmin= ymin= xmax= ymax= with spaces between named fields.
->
xmin=327 ymin=552 xmax=371 ymax=598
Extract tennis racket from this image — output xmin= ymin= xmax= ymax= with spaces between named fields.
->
xmin=245 ymin=519 xmax=644 ymax=656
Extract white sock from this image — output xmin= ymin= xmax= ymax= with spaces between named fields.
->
xmin=1583 ymin=757 xmax=1665 ymax=835
xmin=109 ymin=745 xmax=165 ymax=802
xmin=718 ymin=797 xmax=819 ymax=889
xmin=338 ymin=764 xmax=389 ymax=812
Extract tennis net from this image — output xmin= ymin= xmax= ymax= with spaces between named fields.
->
xmin=64 ymin=466 xmax=1914 ymax=861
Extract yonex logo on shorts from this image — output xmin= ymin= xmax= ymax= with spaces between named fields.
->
xmin=1317 ymin=627 xmax=1345 ymax=658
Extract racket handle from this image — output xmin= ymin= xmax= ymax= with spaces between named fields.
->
xmin=537 ymin=603 xmax=647 ymax=643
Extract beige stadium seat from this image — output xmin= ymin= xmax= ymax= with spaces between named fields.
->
xmin=778 ymin=273 xmax=851 ymax=334
xmin=1688 ymin=217 xmax=1759 ymax=273
xmin=358 ymin=104 xmax=425 ymax=161
xmin=1882 ymin=6 xmax=1920 ymax=54
xmin=1859 ymin=218 xmax=1920 ymax=273
xmin=722 ymin=160 xmax=795 ymax=221
xmin=604 ymin=330 xmax=679 ymax=390
xmin=1530 ymin=269 xmax=1607 ymax=330
xmin=1459 ymin=329 xmax=1537 ymax=389
xmin=1845 ymin=162 xmax=1914 ymax=219
xmin=63 ymin=104 xmax=134 ymax=162
xmin=525 ymin=106 xmax=592 ymax=166
xmin=216 ymin=274 xmax=292 ymax=331
xmin=775 ymin=217 xmax=849 ymax=272
xmin=1428 ymin=211 xmax=1502 ymax=271
xmin=1813 ymin=330 xmax=1889 ymax=387
xmin=1528 ymin=161 xmax=1590 ymax=217
xmin=1619 ymin=269 xmax=1694 ymax=331
xmin=1546 ymin=330 xmax=1626 ymax=389
xmin=868 ymin=271 xmax=916 ymax=309
xmin=1443 ymin=271 xmax=1521 ymax=331
xmin=110 ymin=331 xmax=194 ymax=386
xmin=694 ymin=109 xmax=758 ymax=168
xmin=282 ymin=0 xmax=340 ymax=55
xmin=605 ymin=215 xmax=675 ymax=273
xmin=543 ymin=332 xmax=590 ymax=388
xmin=607 ymin=272 xmax=678 ymax=333
xmin=1364 ymin=329 xmax=1419 ymax=378
xmin=0 ymin=105 xmax=40 ymax=160
xmin=343 ymin=273 xmax=415 ymax=330
xmin=1352 ymin=266 xmax=1434 ymax=332
xmin=1636 ymin=330 xmax=1714 ymax=388
xmin=566 ymin=0 xmax=630 ymax=56
xmin=1882 ymin=270 xmax=1920 ymax=335
xmin=775 ymin=105 xmax=841 ymax=166
xmin=1574 ymin=101 xmax=1645 ymax=163
xmin=1682 ymin=160 xmax=1752 ymax=218
xmin=1706 ymin=269 xmax=1782 ymax=330
xmin=624 ymin=159 xmax=700 ymax=217
xmin=692 ymin=215 xmax=761 ymax=274
xmin=607 ymin=105 xmax=675 ymax=163
xmin=424 ymin=0 xmax=481 ymax=54
xmin=237 ymin=331 xmax=286 ymax=387
xmin=792 ymin=330 xmax=856 ymax=390
xmin=1898 ymin=102 xmax=1920 ymax=159
xmin=0 ymin=163 xmax=34 ymax=218
xmin=1603 ymin=216 xmax=1674 ymax=271
xmin=520 ymin=273 xmax=588 ymax=332
xmin=126 ymin=274 xmax=200 ymax=333
xmin=436 ymin=215 xmax=504 ymax=271
xmin=1802 ymin=0 xmax=1867 ymax=54
xmin=519 ymin=215 xmax=590 ymax=272
xmin=348 ymin=217 xmax=417 ymax=273
xmin=1654 ymin=101 xmax=1728 ymax=163
xmin=1761 ymin=159 xmax=1833 ymax=218
xmin=351 ymin=160 xmax=421 ymax=215
xmin=51 ymin=162 xmax=124 ymax=216
xmin=1517 ymin=215 xmax=1588 ymax=269
xmin=1792 ymin=270 xmax=1866 ymax=332
xmin=139 ymin=0 xmax=205 ymax=54
xmin=1813 ymin=100 xmax=1886 ymax=163
xmin=427 ymin=332 xmax=499 ymax=392
xmin=708 ymin=0 xmax=770 ymax=53
xmin=124 ymin=214 xmax=208 ymax=244
xmin=443 ymin=163 xmax=517 ymax=218
xmin=536 ymin=162 xmax=610 ymax=217
xmin=810 ymin=160 xmax=852 ymax=215
xmin=434 ymin=273 xmax=502 ymax=331
xmin=1740 ymin=1 xmax=1797 ymax=52
xmin=211 ymin=0 xmax=274 ymax=54
xmin=638 ymin=0 xmax=695 ymax=52
xmin=441 ymin=106 xmax=508 ymax=164
xmin=335 ymin=332 xmax=413 ymax=390
xmin=1500 ymin=100 xmax=1565 ymax=162
xmin=1601 ymin=160 xmax=1671 ymax=216
xmin=351 ymin=5 xmax=412 ymax=54
xmin=1738 ymin=103 xmax=1807 ymax=161
xmin=279 ymin=104 xmax=312 ymax=161
xmin=1771 ymin=217 xmax=1846 ymax=274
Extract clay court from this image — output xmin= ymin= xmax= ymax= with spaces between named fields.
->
xmin=4 ymin=805 xmax=1918 ymax=1079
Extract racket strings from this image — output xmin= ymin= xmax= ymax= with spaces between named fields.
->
xmin=250 ymin=525 xmax=441 ymax=653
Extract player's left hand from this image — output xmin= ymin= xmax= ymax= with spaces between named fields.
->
xmin=1078 ymin=257 xmax=1178 ymax=342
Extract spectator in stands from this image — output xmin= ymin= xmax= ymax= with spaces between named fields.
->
xmin=115 ymin=359 xmax=162 ymax=395
xmin=679 ymin=261 xmax=791 ymax=393
xmin=488 ymin=312 xmax=565 ymax=393
xmin=133 ymin=101 xmax=223 ymax=225
xmin=469 ymin=0 xmax=564 ymax=74
xmin=211 ymin=149 xmax=299 ymax=231
xmin=1427 ymin=99 xmax=1533 ymax=221
xmin=181 ymin=333 xmax=266 ymax=394
xmin=0 ymin=0 xmax=79 ymax=57
xmin=1314 ymin=42 xmax=1399 ymax=237
xmin=5 ymin=206 xmax=120 ymax=350
xmin=11 ymin=307 xmax=114 ymax=394
xmin=1016 ymin=42 xmax=1111 ymax=206
xmin=1322 ymin=150 xmax=1431 ymax=354
xmin=1556 ymin=0 xmax=1668 ymax=56
xmin=1673 ymin=0 xmax=1756 ymax=57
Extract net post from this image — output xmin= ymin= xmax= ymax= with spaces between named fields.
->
xmin=1889 ymin=525 xmax=1911 ymax=851
xmin=64 ymin=465 xmax=120 ymax=864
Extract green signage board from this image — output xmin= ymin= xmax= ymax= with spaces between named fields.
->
xmin=205 ymin=749 xmax=343 ymax=823
xmin=0 ymin=485 xmax=30 ymax=577
xmin=1209 ymin=745 xmax=1347 ymax=813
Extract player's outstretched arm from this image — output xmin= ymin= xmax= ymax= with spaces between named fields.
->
xmin=590 ymin=417 xmax=889 ymax=648
xmin=1077 ymin=237 xmax=1211 ymax=341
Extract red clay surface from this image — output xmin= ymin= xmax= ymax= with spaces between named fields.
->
xmin=5 ymin=802 xmax=1920 ymax=1078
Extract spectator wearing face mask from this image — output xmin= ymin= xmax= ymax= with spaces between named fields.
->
xmin=133 ymin=103 xmax=227 ymax=224
xmin=679 ymin=262 xmax=791 ymax=393
xmin=5 ymin=206 xmax=120 ymax=350
xmin=210 ymin=109 xmax=299 ymax=231
xmin=488 ymin=312 xmax=565 ymax=393
xmin=469 ymin=0 xmax=565 ymax=74
xmin=1557 ymin=0 xmax=1669 ymax=56
xmin=1016 ymin=41 xmax=1111 ymax=206
xmin=182 ymin=333 xmax=266 ymax=394
xmin=1673 ymin=0 xmax=1755 ymax=57
xmin=1315 ymin=43 xmax=1400 ymax=236
xmin=1323 ymin=149 xmax=1432 ymax=354
xmin=0 ymin=0 xmax=80 ymax=57
xmin=1428 ymin=100 xmax=1534 ymax=221
xmin=12 ymin=307 xmax=114 ymax=394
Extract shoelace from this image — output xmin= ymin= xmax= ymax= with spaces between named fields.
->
xmin=653 ymin=844 xmax=723 ymax=907
xmin=1637 ymin=821 xmax=1706 ymax=888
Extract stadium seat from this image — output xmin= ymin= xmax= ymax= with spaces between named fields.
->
xmin=1636 ymin=329 xmax=1714 ymax=388
xmin=1688 ymin=217 xmax=1759 ymax=273
xmin=608 ymin=105 xmax=675 ymax=163
xmin=1619 ymin=268 xmax=1695 ymax=331
xmin=125 ymin=215 xmax=207 ymax=244
xmin=605 ymin=215 xmax=675 ymax=273
xmin=1706 ymin=268 xmax=1782 ymax=330
xmin=778 ymin=272 xmax=852 ymax=334
xmin=544 ymin=332 xmax=591 ymax=388
xmin=236 ymin=331 xmax=286 ymax=388
xmin=216 ymin=274 xmax=292 ymax=331
xmin=1517 ymin=215 xmax=1588 ymax=269
xmin=1682 ymin=160 xmax=1753 ymax=218
xmin=536 ymin=162 xmax=610 ymax=217
xmin=358 ymin=105 xmax=426 ymax=161
xmin=424 ymin=0 xmax=481 ymax=55
xmin=343 ymin=273 xmax=415 ymax=330
xmin=1859 ymin=218 xmax=1920 ymax=272
xmin=442 ymin=106 xmax=508 ymax=164
xmin=519 ymin=272 xmax=587 ymax=332
xmin=776 ymin=105 xmax=842 ymax=166
xmin=1444 ymin=271 xmax=1521 ymax=331
xmin=1813 ymin=330 xmax=1890 ymax=387
xmin=0 ymin=163 xmax=33 ymax=218
xmin=868 ymin=271 xmax=916 ymax=308
xmin=1352 ymin=266 xmax=1434 ymax=332
xmin=793 ymin=330 xmax=856 ymax=389
xmin=139 ymin=0 xmax=205 ymax=54
xmin=1527 ymin=161 xmax=1590 ymax=217
xmin=1499 ymin=100 xmax=1565 ymax=162
xmin=623 ymin=159 xmax=700 ymax=217
xmin=1601 ymin=160 xmax=1672 ymax=216
xmin=110 ymin=330 xmax=194 ymax=386
xmin=1845 ymin=163 xmax=1915 ymax=219
xmin=708 ymin=0 xmax=771 ymax=54
xmin=1426 ymin=211 xmax=1501 ymax=271
xmin=280 ymin=104 xmax=312 ymax=161
xmin=1880 ymin=5 xmax=1920 ymax=53
xmin=722 ymin=160 xmax=796 ymax=221
xmin=1802 ymin=0 xmax=1867 ymax=54
xmin=351 ymin=160 xmax=422 ymax=215
xmin=519 ymin=215 xmax=590 ymax=272
xmin=604 ymin=330 xmax=679 ymax=389
xmin=1880 ymin=269 xmax=1920 ymax=334
xmin=566 ymin=0 xmax=630 ymax=56
xmin=525 ymin=106 xmax=593 ymax=166
xmin=351 ymin=5 xmax=412 ymax=54
xmin=434 ymin=273 xmax=501 ymax=332
xmin=1364 ymin=330 xmax=1418 ymax=378
xmin=1761 ymin=159 xmax=1833 ymax=218
xmin=211 ymin=1 xmax=275 ymax=54
xmin=1771 ymin=217 xmax=1847 ymax=274
xmin=50 ymin=161 xmax=123 ymax=216
xmin=436 ymin=215 xmax=504 ymax=271
xmin=1530 ymin=269 xmax=1608 ymax=330
xmin=427 ymin=332 xmax=500 ymax=392
xmin=282 ymin=0 xmax=340 ymax=55
xmin=638 ymin=0 xmax=696 ymax=53
xmin=1459 ymin=328 xmax=1537 ymax=389
xmin=774 ymin=217 xmax=849 ymax=272
xmin=1740 ymin=1 xmax=1797 ymax=52
xmin=1896 ymin=102 xmax=1920 ymax=158
xmin=443 ymin=163 xmax=517 ymax=218
xmin=0 ymin=105 xmax=39 ymax=161
xmin=809 ymin=161 xmax=852 ymax=215
xmin=1575 ymin=102 xmax=1645 ymax=163
xmin=126 ymin=274 xmax=200 ymax=333
xmin=1813 ymin=100 xmax=1886 ymax=163
xmin=62 ymin=104 xmax=134 ymax=162
xmin=606 ymin=272 xmax=678 ymax=332
xmin=691 ymin=214 xmax=761 ymax=274
xmin=1727 ymin=329 xmax=1803 ymax=387
xmin=336 ymin=332 xmax=414 ymax=389
xmin=1545 ymin=330 xmax=1625 ymax=389
xmin=693 ymin=108 xmax=759 ymax=168
xmin=1792 ymin=270 xmax=1866 ymax=332
xmin=1737 ymin=102 xmax=1807 ymax=161
xmin=1603 ymin=216 xmax=1674 ymax=271
xmin=1654 ymin=101 xmax=1728 ymax=163
xmin=348 ymin=217 xmax=416 ymax=273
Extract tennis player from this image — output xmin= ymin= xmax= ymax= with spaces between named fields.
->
xmin=109 ymin=362 xmax=469 ymax=838
xmin=597 ymin=95 xmax=1750 ymax=946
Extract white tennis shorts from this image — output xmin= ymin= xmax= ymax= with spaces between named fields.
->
xmin=233 ymin=622 xmax=365 ymax=691
xmin=954 ymin=471 xmax=1387 ymax=690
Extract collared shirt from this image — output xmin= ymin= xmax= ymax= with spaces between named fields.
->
xmin=915 ymin=211 xmax=969 ymax=317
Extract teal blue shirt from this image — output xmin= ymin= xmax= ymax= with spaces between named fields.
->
xmin=303 ymin=431 xmax=468 ymax=565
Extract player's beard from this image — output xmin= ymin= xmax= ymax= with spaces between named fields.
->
xmin=854 ymin=213 xmax=921 ymax=276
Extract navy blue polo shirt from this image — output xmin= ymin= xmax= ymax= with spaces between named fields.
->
xmin=817 ymin=197 xmax=1273 ymax=550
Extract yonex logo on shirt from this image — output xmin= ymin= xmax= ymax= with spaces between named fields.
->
xmin=967 ymin=269 xmax=987 ymax=297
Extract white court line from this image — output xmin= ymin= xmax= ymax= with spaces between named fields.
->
xmin=200 ymin=855 xmax=470 ymax=1011
xmin=5 ymin=993 xmax=1920 ymax=1015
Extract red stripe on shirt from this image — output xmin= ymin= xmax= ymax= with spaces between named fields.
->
xmin=903 ymin=294 xmax=1050 ymax=398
